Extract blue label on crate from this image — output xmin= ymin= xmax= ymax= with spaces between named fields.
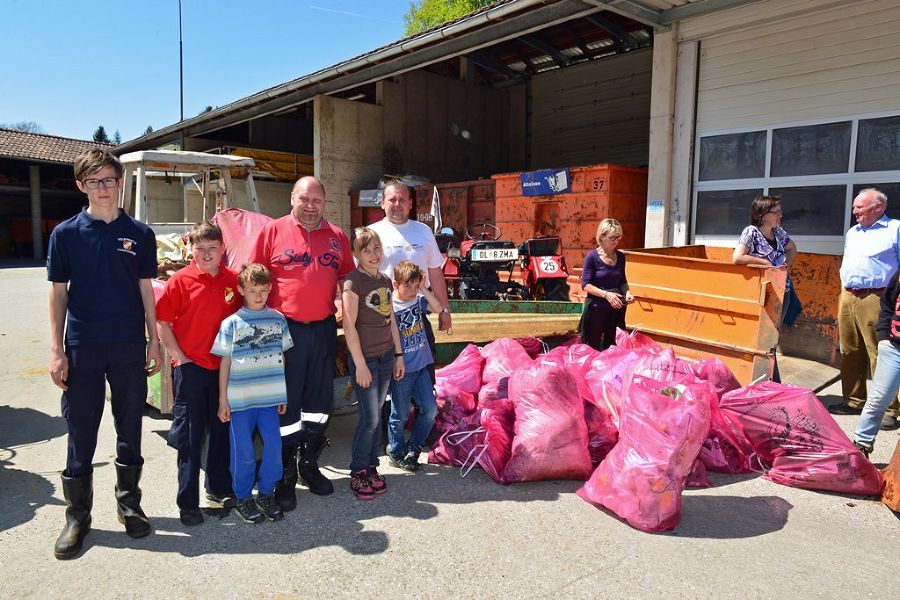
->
xmin=520 ymin=168 xmax=570 ymax=196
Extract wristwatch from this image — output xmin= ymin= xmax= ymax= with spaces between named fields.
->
xmin=441 ymin=307 xmax=451 ymax=314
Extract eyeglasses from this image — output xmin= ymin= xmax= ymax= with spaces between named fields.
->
xmin=81 ymin=177 xmax=119 ymax=189
xmin=767 ymin=208 xmax=783 ymax=215
xmin=605 ymin=235 xmax=622 ymax=241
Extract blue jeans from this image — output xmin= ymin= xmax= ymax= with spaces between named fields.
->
xmin=855 ymin=340 xmax=900 ymax=446
xmin=349 ymin=349 xmax=395 ymax=473
xmin=229 ymin=407 xmax=282 ymax=500
xmin=388 ymin=367 xmax=438 ymax=456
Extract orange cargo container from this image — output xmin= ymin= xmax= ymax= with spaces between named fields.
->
xmin=622 ymin=245 xmax=786 ymax=384
xmin=492 ymin=164 xmax=647 ymax=270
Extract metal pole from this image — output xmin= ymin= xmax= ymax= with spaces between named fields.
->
xmin=179 ymin=0 xmax=184 ymax=121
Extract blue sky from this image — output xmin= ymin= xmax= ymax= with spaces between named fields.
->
xmin=1 ymin=0 xmax=410 ymax=142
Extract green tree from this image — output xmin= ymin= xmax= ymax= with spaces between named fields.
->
xmin=112 ymin=130 xmax=122 ymax=145
xmin=0 ymin=121 xmax=44 ymax=133
xmin=92 ymin=125 xmax=110 ymax=143
xmin=199 ymin=105 xmax=214 ymax=115
xmin=144 ymin=125 xmax=154 ymax=136
xmin=404 ymin=0 xmax=493 ymax=36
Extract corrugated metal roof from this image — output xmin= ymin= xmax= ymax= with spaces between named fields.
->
xmin=0 ymin=128 xmax=112 ymax=164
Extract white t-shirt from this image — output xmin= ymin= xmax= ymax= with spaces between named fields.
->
xmin=369 ymin=218 xmax=443 ymax=286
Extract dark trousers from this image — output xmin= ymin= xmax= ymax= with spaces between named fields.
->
xmin=580 ymin=301 xmax=626 ymax=351
xmin=168 ymin=363 xmax=232 ymax=510
xmin=62 ymin=342 xmax=147 ymax=478
xmin=282 ymin=316 xmax=337 ymax=443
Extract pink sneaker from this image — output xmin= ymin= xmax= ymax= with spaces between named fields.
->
xmin=367 ymin=467 xmax=387 ymax=495
xmin=350 ymin=470 xmax=375 ymax=500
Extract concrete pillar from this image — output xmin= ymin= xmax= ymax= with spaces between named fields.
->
xmin=670 ymin=40 xmax=699 ymax=246
xmin=29 ymin=165 xmax=43 ymax=261
xmin=645 ymin=26 xmax=677 ymax=248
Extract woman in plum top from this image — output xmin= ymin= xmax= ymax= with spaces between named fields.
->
xmin=580 ymin=218 xmax=634 ymax=350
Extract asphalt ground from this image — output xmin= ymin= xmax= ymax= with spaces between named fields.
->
xmin=0 ymin=265 xmax=897 ymax=599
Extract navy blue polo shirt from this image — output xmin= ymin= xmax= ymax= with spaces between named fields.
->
xmin=47 ymin=208 xmax=157 ymax=346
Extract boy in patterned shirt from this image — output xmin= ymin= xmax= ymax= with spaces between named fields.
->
xmin=212 ymin=263 xmax=293 ymax=524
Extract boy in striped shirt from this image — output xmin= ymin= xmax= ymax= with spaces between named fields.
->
xmin=213 ymin=263 xmax=293 ymax=524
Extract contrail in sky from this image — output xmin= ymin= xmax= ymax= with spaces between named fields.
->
xmin=308 ymin=5 xmax=395 ymax=23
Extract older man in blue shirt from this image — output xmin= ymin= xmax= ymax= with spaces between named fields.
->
xmin=833 ymin=188 xmax=900 ymax=429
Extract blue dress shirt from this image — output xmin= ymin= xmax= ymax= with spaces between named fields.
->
xmin=840 ymin=216 xmax=900 ymax=289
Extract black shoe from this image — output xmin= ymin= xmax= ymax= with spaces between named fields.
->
xmin=114 ymin=462 xmax=152 ymax=539
xmin=234 ymin=497 xmax=265 ymax=524
xmin=828 ymin=403 xmax=862 ymax=415
xmin=179 ymin=508 xmax=204 ymax=527
xmin=387 ymin=449 xmax=406 ymax=469
xmin=853 ymin=440 xmax=873 ymax=459
xmin=205 ymin=492 xmax=235 ymax=510
xmin=881 ymin=414 xmax=898 ymax=430
xmin=298 ymin=433 xmax=334 ymax=496
xmin=256 ymin=494 xmax=284 ymax=522
xmin=54 ymin=473 xmax=92 ymax=560
xmin=401 ymin=449 xmax=421 ymax=472
xmin=274 ymin=444 xmax=299 ymax=512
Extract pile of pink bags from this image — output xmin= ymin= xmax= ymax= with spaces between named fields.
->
xmin=428 ymin=330 xmax=885 ymax=532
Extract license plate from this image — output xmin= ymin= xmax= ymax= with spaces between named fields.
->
xmin=471 ymin=248 xmax=518 ymax=261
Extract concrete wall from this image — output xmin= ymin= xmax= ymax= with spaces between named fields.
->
xmin=314 ymin=95 xmax=384 ymax=233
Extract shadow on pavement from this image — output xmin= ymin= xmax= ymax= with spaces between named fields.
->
xmin=75 ymin=462 xmax=565 ymax=558
xmin=676 ymin=494 xmax=793 ymax=538
xmin=0 ymin=454 xmax=63 ymax=533
xmin=0 ymin=404 xmax=67 ymax=447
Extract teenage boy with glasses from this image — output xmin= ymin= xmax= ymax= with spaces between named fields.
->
xmin=47 ymin=149 xmax=161 ymax=559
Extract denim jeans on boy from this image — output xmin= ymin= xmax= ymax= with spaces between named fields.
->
xmin=349 ymin=349 xmax=395 ymax=473
xmin=388 ymin=367 xmax=438 ymax=456
xmin=229 ymin=407 xmax=282 ymax=500
xmin=855 ymin=339 xmax=900 ymax=445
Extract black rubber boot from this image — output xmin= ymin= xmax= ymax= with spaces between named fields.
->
xmin=114 ymin=461 xmax=152 ymax=538
xmin=54 ymin=473 xmax=93 ymax=560
xmin=274 ymin=444 xmax=299 ymax=512
xmin=298 ymin=432 xmax=334 ymax=496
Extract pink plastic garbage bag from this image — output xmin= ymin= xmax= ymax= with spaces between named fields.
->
xmin=502 ymin=362 xmax=592 ymax=483
xmin=615 ymin=328 xmax=662 ymax=352
xmin=698 ymin=394 xmax=752 ymax=474
xmin=211 ymin=208 xmax=272 ymax=270
xmin=478 ymin=398 xmax=516 ymax=483
xmin=432 ymin=383 xmax=476 ymax=434
xmin=577 ymin=378 xmax=712 ymax=532
xmin=584 ymin=345 xmax=642 ymax=427
xmin=481 ymin=338 xmax=532 ymax=384
xmin=537 ymin=346 xmax=616 ymax=465
xmin=719 ymin=382 xmax=884 ymax=495
xmin=692 ymin=357 xmax=741 ymax=399
xmin=435 ymin=343 xmax=484 ymax=395
xmin=627 ymin=348 xmax=698 ymax=387
xmin=428 ymin=412 xmax=484 ymax=472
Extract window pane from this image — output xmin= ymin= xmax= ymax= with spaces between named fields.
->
xmin=768 ymin=185 xmax=846 ymax=235
xmin=698 ymin=131 xmax=766 ymax=181
xmin=851 ymin=183 xmax=900 ymax=221
xmin=771 ymin=122 xmax=851 ymax=176
xmin=856 ymin=116 xmax=900 ymax=172
xmin=695 ymin=189 xmax=762 ymax=235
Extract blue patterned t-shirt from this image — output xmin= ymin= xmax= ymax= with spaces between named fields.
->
xmin=392 ymin=294 xmax=433 ymax=373
xmin=738 ymin=225 xmax=792 ymax=267
xmin=211 ymin=306 xmax=294 ymax=411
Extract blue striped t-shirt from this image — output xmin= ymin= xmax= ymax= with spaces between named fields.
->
xmin=211 ymin=306 xmax=294 ymax=411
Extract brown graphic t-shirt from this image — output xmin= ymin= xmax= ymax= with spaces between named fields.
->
xmin=344 ymin=267 xmax=393 ymax=358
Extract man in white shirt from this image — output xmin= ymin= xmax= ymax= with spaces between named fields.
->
xmin=368 ymin=181 xmax=453 ymax=333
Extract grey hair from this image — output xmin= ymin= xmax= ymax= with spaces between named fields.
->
xmin=856 ymin=187 xmax=888 ymax=208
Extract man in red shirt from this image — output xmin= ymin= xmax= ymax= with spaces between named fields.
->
xmin=250 ymin=176 xmax=354 ymax=510
xmin=156 ymin=222 xmax=240 ymax=526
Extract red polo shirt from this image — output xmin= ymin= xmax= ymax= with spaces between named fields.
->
xmin=156 ymin=261 xmax=240 ymax=369
xmin=250 ymin=215 xmax=354 ymax=322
